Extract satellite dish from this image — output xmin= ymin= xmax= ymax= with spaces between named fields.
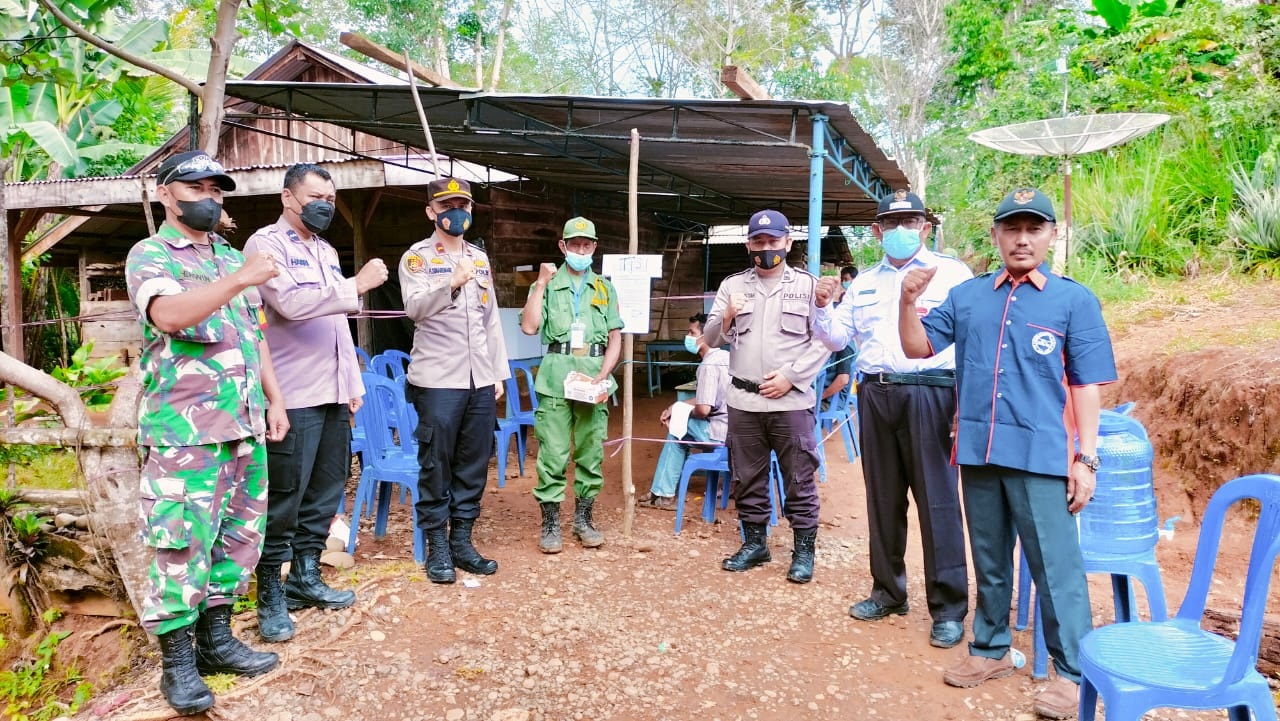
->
xmin=968 ymin=113 xmax=1171 ymax=157
xmin=967 ymin=112 xmax=1171 ymax=271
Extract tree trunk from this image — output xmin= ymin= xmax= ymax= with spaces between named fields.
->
xmin=199 ymin=0 xmax=245 ymax=155
xmin=487 ymin=0 xmax=513 ymax=90
xmin=0 ymin=354 xmax=148 ymax=620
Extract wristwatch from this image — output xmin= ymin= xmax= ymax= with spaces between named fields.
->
xmin=1074 ymin=453 xmax=1100 ymax=472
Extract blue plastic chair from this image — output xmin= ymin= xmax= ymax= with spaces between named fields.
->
xmin=508 ymin=359 xmax=540 ymax=449
xmin=1078 ymin=473 xmax=1280 ymax=721
xmin=353 ymin=346 xmax=370 ymax=369
xmin=816 ymin=387 xmax=860 ymax=464
xmin=493 ymin=415 xmax=521 ymax=489
xmin=370 ymin=349 xmax=410 ymax=379
xmin=1015 ymin=534 xmax=1171 ymax=678
xmin=673 ymin=445 xmax=731 ymax=535
xmin=346 ymin=373 xmax=425 ymax=563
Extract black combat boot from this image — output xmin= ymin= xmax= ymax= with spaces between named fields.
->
xmin=538 ymin=502 xmax=562 ymax=554
xmin=571 ymin=495 xmax=604 ymax=548
xmin=255 ymin=563 xmax=294 ymax=642
xmin=194 ymin=605 xmax=279 ymax=677
xmin=157 ymin=625 xmax=215 ymax=715
xmin=722 ymin=522 xmax=772 ymax=572
xmin=283 ymin=550 xmax=356 ymax=610
xmin=449 ymin=517 xmax=498 ymax=575
xmin=787 ymin=528 xmax=817 ymax=584
xmin=424 ymin=528 xmax=456 ymax=583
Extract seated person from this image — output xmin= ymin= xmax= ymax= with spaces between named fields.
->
xmin=640 ymin=313 xmax=729 ymax=510
xmin=821 ymin=345 xmax=857 ymax=412
xmin=840 ymin=264 xmax=859 ymax=292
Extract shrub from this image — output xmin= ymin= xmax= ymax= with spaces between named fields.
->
xmin=1227 ymin=158 xmax=1280 ymax=276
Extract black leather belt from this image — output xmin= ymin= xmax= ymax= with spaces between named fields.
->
xmin=731 ymin=376 xmax=800 ymax=394
xmin=861 ymin=370 xmax=955 ymax=388
xmin=547 ymin=341 xmax=605 ymax=357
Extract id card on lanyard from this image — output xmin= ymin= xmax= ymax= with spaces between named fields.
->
xmin=570 ymin=278 xmax=587 ymax=353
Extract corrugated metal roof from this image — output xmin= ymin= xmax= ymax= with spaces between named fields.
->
xmin=222 ymin=81 xmax=908 ymax=226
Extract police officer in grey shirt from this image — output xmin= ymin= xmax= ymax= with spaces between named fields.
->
xmin=702 ymin=209 xmax=831 ymax=583
xmin=399 ymin=177 xmax=510 ymax=585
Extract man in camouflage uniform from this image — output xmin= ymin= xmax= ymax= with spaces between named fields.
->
xmin=520 ymin=216 xmax=624 ymax=553
xmin=126 ymin=150 xmax=290 ymax=716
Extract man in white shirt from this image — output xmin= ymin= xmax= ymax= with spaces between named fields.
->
xmin=813 ymin=190 xmax=974 ymax=648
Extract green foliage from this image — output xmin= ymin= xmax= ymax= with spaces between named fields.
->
xmin=1 ymin=1 xmax=170 ymax=180
xmin=923 ymin=0 xmax=1280 ymax=285
xmin=1227 ymin=158 xmax=1280 ymax=277
xmin=49 ymin=342 xmax=127 ymax=412
xmin=0 ymin=629 xmax=91 ymax=721
xmin=0 ymin=444 xmax=53 ymax=468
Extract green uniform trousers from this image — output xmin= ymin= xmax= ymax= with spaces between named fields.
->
xmin=533 ymin=394 xmax=609 ymax=503
xmin=139 ymin=438 xmax=267 ymax=635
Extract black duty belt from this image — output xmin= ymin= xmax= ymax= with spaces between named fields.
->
xmin=547 ymin=341 xmax=606 ymax=357
xmin=861 ymin=371 xmax=955 ymax=388
xmin=731 ymin=376 xmax=800 ymax=395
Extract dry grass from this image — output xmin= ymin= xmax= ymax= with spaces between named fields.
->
xmin=1105 ymin=272 xmax=1280 ymax=353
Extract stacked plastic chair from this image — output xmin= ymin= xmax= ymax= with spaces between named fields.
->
xmin=1078 ymin=473 xmax=1280 ymax=721
xmin=370 ymin=349 xmax=410 ymax=379
xmin=346 ymin=373 xmax=425 ymax=563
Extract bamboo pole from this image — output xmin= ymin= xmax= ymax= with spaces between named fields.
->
xmin=404 ymin=51 xmax=442 ymax=180
xmin=621 ymin=129 xmax=640 ymax=537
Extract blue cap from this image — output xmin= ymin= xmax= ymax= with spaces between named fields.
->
xmin=747 ymin=209 xmax=789 ymax=238
xmin=994 ymin=188 xmax=1056 ymax=222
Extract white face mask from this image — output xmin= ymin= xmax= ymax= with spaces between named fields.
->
xmin=565 ymin=251 xmax=593 ymax=272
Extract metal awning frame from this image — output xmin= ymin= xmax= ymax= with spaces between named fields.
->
xmin=222 ymin=82 xmax=909 ymax=274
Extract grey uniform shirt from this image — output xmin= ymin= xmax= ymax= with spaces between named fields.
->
xmin=702 ymin=264 xmax=831 ymax=413
xmin=399 ymin=234 xmax=511 ymax=390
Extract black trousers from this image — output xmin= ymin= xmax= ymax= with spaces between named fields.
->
xmin=727 ymin=407 xmax=820 ymax=530
xmin=262 ymin=403 xmax=351 ymax=564
xmin=857 ymin=381 xmax=968 ymax=622
xmin=405 ymin=382 xmax=496 ymax=532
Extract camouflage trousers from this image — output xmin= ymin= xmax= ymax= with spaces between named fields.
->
xmin=138 ymin=438 xmax=267 ymax=635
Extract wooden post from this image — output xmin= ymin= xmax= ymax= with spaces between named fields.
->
xmin=721 ymin=66 xmax=773 ymax=100
xmin=0 ymin=161 xmax=24 ymax=364
xmin=349 ymin=192 xmax=373 ymax=354
xmin=621 ymin=129 xmax=640 ymax=537
xmin=340 ymin=32 xmax=463 ymax=89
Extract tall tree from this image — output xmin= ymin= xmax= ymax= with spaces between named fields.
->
xmin=35 ymin=0 xmax=303 ymax=154
xmin=860 ymin=0 xmax=953 ymax=197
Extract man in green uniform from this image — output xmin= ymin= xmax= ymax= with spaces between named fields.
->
xmin=126 ymin=150 xmax=289 ymax=715
xmin=520 ymin=216 xmax=624 ymax=552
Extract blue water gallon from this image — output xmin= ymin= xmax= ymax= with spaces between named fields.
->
xmin=1077 ymin=403 xmax=1159 ymax=556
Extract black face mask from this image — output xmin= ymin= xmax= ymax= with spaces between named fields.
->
xmin=749 ymin=248 xmax=786 ymax=270
xmin=299 ymin=200 xmax=335 ymax=233
xmin=175 ymin=198 xmax=222 ymax=233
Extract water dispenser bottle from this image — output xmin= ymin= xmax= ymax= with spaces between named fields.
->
xmin=1077 ymin=403 xmax=1159 ymax=556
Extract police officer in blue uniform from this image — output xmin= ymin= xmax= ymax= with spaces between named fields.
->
xmin=898 ymin=188 xmax=1117 ymax=719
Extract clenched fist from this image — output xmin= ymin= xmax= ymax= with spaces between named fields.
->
xmin=451 ymin=257 xmax=476 ymax=289
xmin=899 ymin=266 xmax=937 ymax=306
xmin=815 ymin=276 xmax=841 ymax=308
xmin=723 ymin=292 xmax=747 ymax=323
xmin=355 ymin=258 xmax=389 ymax=293
xmin=537 ymin=262 xmax=557 ymax=286
xmin=237 ymin=251 xmax=280 ymax=286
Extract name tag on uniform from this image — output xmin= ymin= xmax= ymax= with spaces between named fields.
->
xmin=570 ymin=320 xmax=586 ymax=350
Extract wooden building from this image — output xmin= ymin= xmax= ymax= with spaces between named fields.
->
xmin=4 ymin=40 xmax=907 ymax=367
